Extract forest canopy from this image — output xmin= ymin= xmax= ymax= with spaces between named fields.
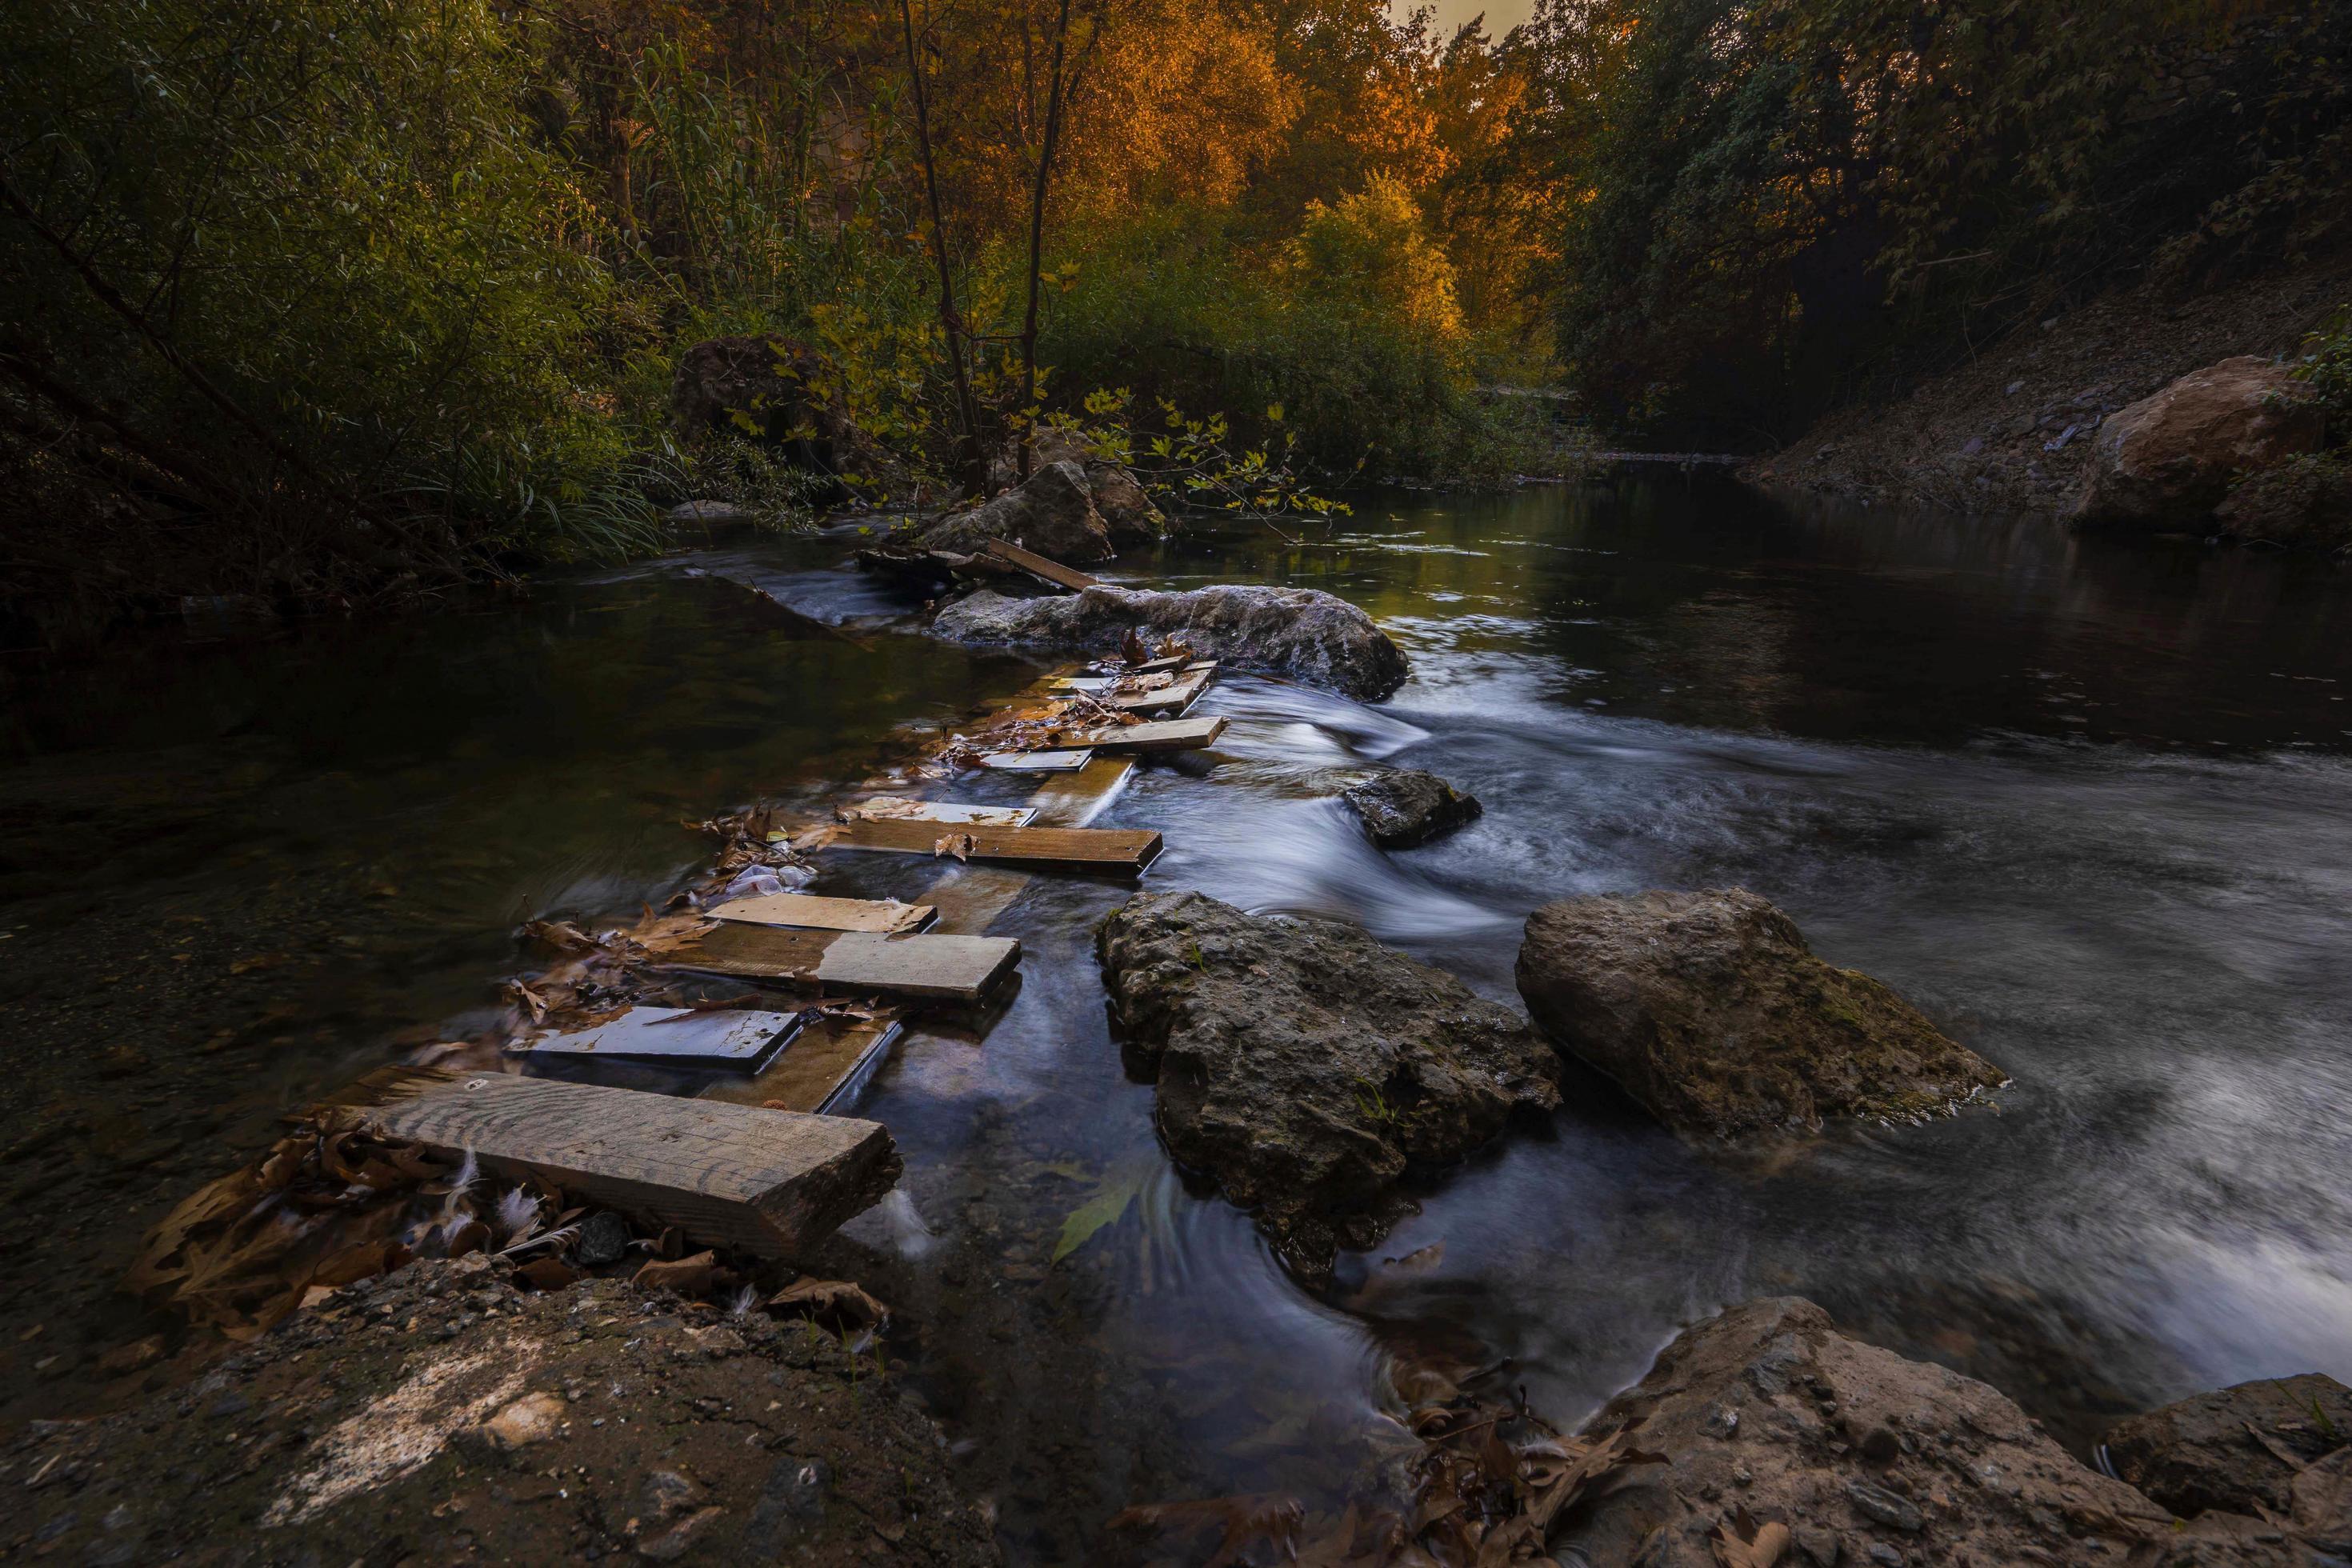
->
xmin=2 ymin=0 xmax=2344 ymax=612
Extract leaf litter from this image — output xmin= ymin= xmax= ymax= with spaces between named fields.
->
xmin=1107 ymin=1319 xmax=1668 ymax=1567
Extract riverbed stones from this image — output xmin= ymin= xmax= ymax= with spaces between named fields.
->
xmin=2104 ymin=1374 xmax=2352 ymax=1518
xmin=1340 ymin=769 xmax=1482 ymax=846
xmin=933 ymin=583 xmax=1410 ymax=700
xmin=1550 ymin=1297 xmax=2182 ymax=1568
xmin=2072 ymin=356 xmax=2326 ymax=530
xmin=1096 ymin=889 xmax=1559 ymax=1280
xmin=1514 ymin=888 xmax=2004 ymax=1138
xmin=917 ymin=459 xmax=1114 ymax=563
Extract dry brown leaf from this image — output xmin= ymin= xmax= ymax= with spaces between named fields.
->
xmin=516 ymin=1257 xmax=581 ymax=1291
xmin=634 ymin=1250 xmax=717 ymax=1295
xmin=766 ymin=1277 xmax=889 ymax=1331
xmin=933 ymin=831 xmax=978 ymax=862
xmin=1707 ymin=1506 xmax=1791 ymax=1568
xmin=1107 ymin=1494 xmax=1305 ymax=1568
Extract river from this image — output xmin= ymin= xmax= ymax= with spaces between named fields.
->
xmin=3 ymin=477 xmax=2349 ymax=1561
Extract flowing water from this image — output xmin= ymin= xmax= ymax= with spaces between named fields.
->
xmin=4 ymin=479 xmax=2351 ymax=1560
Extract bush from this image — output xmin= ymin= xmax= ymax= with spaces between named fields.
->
xmin=1034 ymin=202 xmax=1537 ymax=481
xmin=0 ymin=0 xmax=652 ymax=606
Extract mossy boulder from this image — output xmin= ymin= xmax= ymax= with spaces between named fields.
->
xmin=1515 ymin=888 xmax=2003 ymax=1139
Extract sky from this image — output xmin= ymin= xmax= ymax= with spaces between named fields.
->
xmin=1399 ymin=0 xmax=1535 ymax=36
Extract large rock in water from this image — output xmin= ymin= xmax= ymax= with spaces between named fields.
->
xmin=932 ymin=584 xmax=1409 ymax=701
xmin=1550 ymin=1298 xmax=2298 ymax=1568
xmin=1341 ymin=769 xmax=1482 ymax=847
xmin=2105 ymin=1374 xmax=2352 ymax=1519
xmin=1515 ymin=889 xmax=2003 ymax=1138
xmin=917 ymin=459 xmax=1114 ymax=563
xmin=1096 ymin=890 xmax=1559 ymax=1281
xmin=2073 ymin=356 xmax=2326 ymax=530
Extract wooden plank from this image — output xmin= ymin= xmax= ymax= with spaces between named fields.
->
xmin=1120 ymin=653 xmax=1193 ymax=674
xmin=1066 ymin=714 xmax=1226 ymax=752
xmin=1054 ymin=661 xmax=1218 ymax=693
xmin=981 ymin=747 xmax=1092 ymax=771
xmin=706 ymin=892 xmax=935 ymax=934
xmin=982 ymin=536 xmax=1101 ymax=591
xmin=843 ymin=796 xmax=1037 ymax=828
xmin=698 ymin=1010 xmax=906 ymax=1116
xmin=522 ymin=1006 xmax=802 ymax=1069
xmin=340 ymin=1066 xmax=899 ymax=1258
xmin=1105 ymin=667 xmax=1210 ymax=714
xmin=818 ymin=815 xmax=1161 ymax=871
xmin=668 ymin=922 xmax=1022 ymax=1001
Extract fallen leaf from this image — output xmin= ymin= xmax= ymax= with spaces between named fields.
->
xmin=1108 ymin=1494 xmax=1304 ymax=1568
xmin=1708 ymin=1506 xmax=1791 ymax=1568
xmin=516 ymin=1257 xmax=581 ymax=1291
xmin=933 ymin=831 xmax=978 ymax=862
xmin=1052 ymin=1179 xmax=1140 ymax=1264
xmin=634 ymin=1250 xmax=717 ymax=1295
xmin=766 ymin=1278 xmax=888 ymax=1331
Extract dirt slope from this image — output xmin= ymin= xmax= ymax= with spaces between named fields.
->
xmin=1744 ymin=258 xmax=2352 ymax=518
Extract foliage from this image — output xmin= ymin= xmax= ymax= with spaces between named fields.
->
xmin=1 ymin=0 xmax=650 ymax=607
xmin=1531 ymin=0 xmax=2352 ymax=439
xmin=2294 ymin=306 xmax=2352 ymax=437
xmin=1043 ymin=389 xmax=1356 ymax=534
xmin=0 ymin=0 xmax=1570 ymax=620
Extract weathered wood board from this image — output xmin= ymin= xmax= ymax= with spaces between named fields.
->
xmin=981 ymin=748 xmax=1093 ymax=771
xmin=706 ymin=892 xmax=935 ymax=934
xmin=668 ymin=922 xmax=1022 ymax=1000
xmin=844 ymin=796 xmax=1037 ymax=828
xmin=1054 ymin=662 xmax=1218 ymax=694
xmin=1065 ymin=714 xmax=1226 ymax=752
xmin=522 ymin=1006 xmax=802 ymax=1069
xmin=697 ymin=1010 xmax=906 ymax=1116
xmin=982 ymin=537 xmax=1101 ymax=591
xmin=816 ymin=815 xmax=1161 ymax=871
xmin=342 ymin=1066 xmax=899 ymax=1258
xmin=1105 ymin=668 xmax=1210 ymax=714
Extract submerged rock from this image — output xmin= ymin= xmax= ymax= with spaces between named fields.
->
xmin=1552 ymin=1298 xmax=2242 ymax=1568
xmin=2072 ymin=356 xmax=2326 ymax=530
xmin=1340 ymin=769 xmax=1482 ymax=847
xmin=1096 ymin=889 xmax=1558 ymax=1281
xmin=933 ymin=583 xmax=1409 ymax=700
xmin=2105 ymin=1374 xmax=2352 ymax=1519
xmin=1515 ymin=888 xmax=2003 ymax=1139
xmin=917 ymin=459 xmax=1114 ymax=563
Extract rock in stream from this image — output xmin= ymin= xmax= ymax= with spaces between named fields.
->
xmin=2104 ymin=1374 xmax=2352 ymax=1520
xmin=1516 ymin=888 xmax=2005 ymax=1139
xmin=1551 ymin=1296 xmax=2324 ymax=1568
xmin=917 ymin=458 xmax=1114 ymax=562
xmin=1096 ymin=889 xmax=1558 ymax=1281
xmin=932 ymin=583 xmax=1410 ymax=700
xmin=1338 ymin=768 xmax=1482 ymax=847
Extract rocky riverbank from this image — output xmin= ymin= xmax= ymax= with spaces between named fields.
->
xmin=1742 ymin=258 xmax=2351 ymax=536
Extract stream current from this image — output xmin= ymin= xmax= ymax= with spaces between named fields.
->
xmin=3 ymin=478 xmax=2350 ymax=1559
